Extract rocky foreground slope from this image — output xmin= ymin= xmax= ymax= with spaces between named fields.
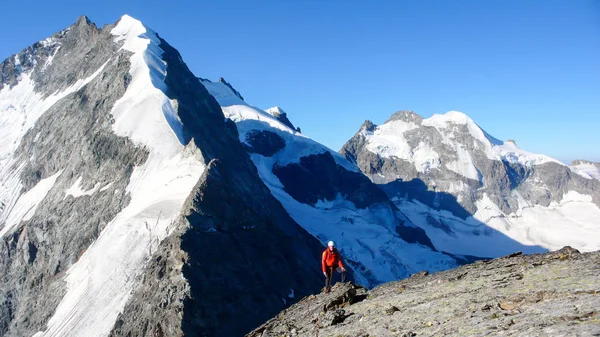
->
xmin=248 ymin=247 xmax=600 ymax=337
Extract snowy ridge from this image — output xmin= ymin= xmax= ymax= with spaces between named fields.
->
xmin=200 ymin=79 xmax=354 ymax=171
xmin=203 ymin=80 xmax=457 ymax=287
xmin=265 ymin=106 xmax=286 ymax=116
xmin=33 ymin=15 xmax=205 ymax=337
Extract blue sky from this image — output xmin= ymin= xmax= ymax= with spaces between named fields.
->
xmin=1 ymin=0 xmax=599 ymax=163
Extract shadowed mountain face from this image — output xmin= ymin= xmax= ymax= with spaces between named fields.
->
xmin=340 ymin=110 xmax=600 ymax=257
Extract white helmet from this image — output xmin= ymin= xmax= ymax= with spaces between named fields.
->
xmin=327 ymin=241 xmax=335 ymax=247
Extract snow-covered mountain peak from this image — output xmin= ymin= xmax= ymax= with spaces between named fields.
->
xmin=421 ymin=110 xmax=502 ymax=146
xmin=114 ymin=14 xmax=146 ymax=31
xmin=265 ymin=106 xmax=298 ymax=131
xmin=108 ymin=13 xmax=188 ymax=152
xmin=265 ymin=106 xmax=285 ymax=115
xmin=198 ymin=77 xmax=245 ymax=105
xmin=111 ymin=15 xmax=158 ymax=52
xmin=360 ymin=109 xmax=562 ymax=171
xmin=426 ymin=110 xmax=473 ymax=125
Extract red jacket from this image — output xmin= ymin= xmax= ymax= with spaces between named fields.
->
xmin=322 ymin=248 xmax=345 ymax=272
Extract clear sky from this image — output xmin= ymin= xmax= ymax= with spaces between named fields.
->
xmin=1 ymin=0 xmax=598 ymax=163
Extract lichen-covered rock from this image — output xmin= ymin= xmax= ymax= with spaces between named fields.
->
xmin=247 ymin=247 xmax=600 ymax=337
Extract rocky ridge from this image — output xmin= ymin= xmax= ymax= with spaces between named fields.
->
xmin=248 ymin=247 xmax=600 ymax=337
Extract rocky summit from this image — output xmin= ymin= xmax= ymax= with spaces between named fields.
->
xmin=248 ymin=247 xmax=600 ymax=337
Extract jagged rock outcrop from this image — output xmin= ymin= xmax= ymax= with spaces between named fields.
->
xmin=247 ymin=247 xmax=600 ymax=337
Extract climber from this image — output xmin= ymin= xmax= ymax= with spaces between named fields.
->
xmin=322 ymin=240 xmax=346 ymax=293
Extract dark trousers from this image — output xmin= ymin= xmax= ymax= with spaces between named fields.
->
xmin=325 ymin=265 xmax=346 ymax=290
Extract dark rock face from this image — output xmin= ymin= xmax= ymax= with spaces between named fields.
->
xmin=385 ymin=110 xmax=423 ymax=124
xmin=245 ymin=130 xmax=286 ymax=157
xmin=247 ymin=248 xmax=600 ymax=337
xmin=179 ymin=158 xmax=322 ymax=337
xmin=272 ymin=152 xmax=390 ymax=209
xmin=339 ymin=122 xmax=370 ymax=165
xmin=572 ymin=159 xmax=600 ymax=167
xmin=526 ymin=162 xmax=600 ymax=207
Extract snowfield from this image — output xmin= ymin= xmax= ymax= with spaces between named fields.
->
xmin=571 ymin=161 xmax=600 ymax=181
xmin=393 ymin=190 xmax=600 ymax=257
